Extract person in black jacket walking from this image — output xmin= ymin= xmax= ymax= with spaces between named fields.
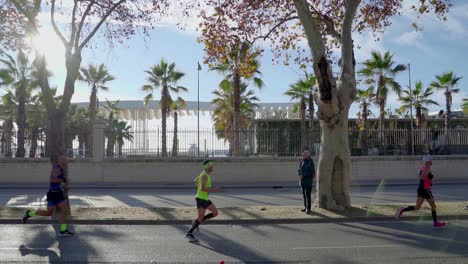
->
xmin=298 ymin=150 xmax=315 ymax=214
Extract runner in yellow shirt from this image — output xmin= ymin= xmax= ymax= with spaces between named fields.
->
xmin=185 ymin=160 xmax=221 ymax=242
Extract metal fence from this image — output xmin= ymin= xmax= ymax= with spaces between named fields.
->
xmin=2 ymin=128 xmax=468 ymax=159
xmin=0 ymin=130 xmax=89 ymax=158
xmin=114 ymin=128 xmax=468 ymax=158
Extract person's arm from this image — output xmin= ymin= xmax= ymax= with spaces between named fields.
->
xmin=420 ymin=168 xmax=430 ymax=181
xmin=200 ymin=176 xmax=221 ymax=193
xmin=298 ymin=161 xmax=303 ymax=180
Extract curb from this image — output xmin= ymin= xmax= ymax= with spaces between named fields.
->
xmin=3 ymin=215 xmax=468 ymax=225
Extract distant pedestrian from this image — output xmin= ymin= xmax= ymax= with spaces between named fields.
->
xmin=298 ymin=150 xmax=315 ymax=214
xmin=395 ymin=155 xmax=447 ymax=228
xmin=185 ymin=160 xmax=221 ymax=242
xmin=21 ymin=156 xmax=75 ymax=236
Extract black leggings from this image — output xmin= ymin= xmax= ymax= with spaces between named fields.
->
xmin=301 ymin=185 xmax=312 ymax=210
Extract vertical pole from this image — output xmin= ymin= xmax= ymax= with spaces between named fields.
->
xmin=408 ymin=61 xmax=414 ymax=156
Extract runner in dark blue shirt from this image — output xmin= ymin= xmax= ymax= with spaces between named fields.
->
xmin=22 ymin=156 xmax=74 ymax=237
xmin=298 ymin=150 xmax=315 ymax=214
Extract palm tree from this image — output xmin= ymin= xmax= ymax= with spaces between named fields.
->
xmin=285 ymin=74 xmax=317 ymax=149
xmin=79 ymin=64 xmax=115 ymax=152
xmin=358 ymin=51 xmax=406 ymax=132
xmin=26 ymin=91 xmax=46 ymax=158
xmin=355 ymin=86 xmax=375 ymax=150
xmin=171 ymin=97 xmax=186 ymax=157
xmin=0 ymin=92 xmax=16 ymax=157
xmin=0 ymin=51 xmax=38 ymax=157
xmin=142 ymin=59 xmax=187 ymax=157
xmin=112 ymin=120 xmax=133 ymax=156
xmin=211 ymin=40 xmax=264 ymax=156
xmin=399 ymin=81 xmax=439 ymax=129
xmin=212 ymin=81 xmax=259 ymax=155
xmin=429 ymin=71 xmax=463 ymax=130
xmin=463 ymin=98 xmax=468 ymax=110
xmin=103 ymin=99 xmax=121 ymax=157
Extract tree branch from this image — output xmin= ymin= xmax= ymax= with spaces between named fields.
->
xmin=251 ymin=12 xmax=299 ymax=44
xmin=293 ymin=0 xmax=336 ymax=106
xmin=69 ymin=0 xmax=79 ymax=46
xmin=74 ymin=0 xmax=95 ymax=50
xmin=51 ymin=0 xmax=68 ymax=47
xmin=307 ymin=3 xmax=341 ymax=41
xmin=339 ymin=0 xmax=361 ymax=103
xmin=79 ymin=0 xmax=125 ymax=49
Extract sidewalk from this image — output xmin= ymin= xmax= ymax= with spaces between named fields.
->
xmin=2 ymin=202 xmax=468 ymax=225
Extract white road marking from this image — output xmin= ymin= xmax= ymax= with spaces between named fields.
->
xmin=292 ymin=244 xmax=401 ymax=250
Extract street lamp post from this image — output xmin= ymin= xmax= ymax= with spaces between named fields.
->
xmin=408 ymin=61 xmax=414 ymax=156
xmin=197 ymin=62 xmax=202 ymax=157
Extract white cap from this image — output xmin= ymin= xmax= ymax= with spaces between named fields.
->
xmin=423 ymin=155 xmax=432 ymax=163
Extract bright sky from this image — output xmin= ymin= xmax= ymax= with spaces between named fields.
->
xmin=21 ymin=0 xmax=468 ymax=121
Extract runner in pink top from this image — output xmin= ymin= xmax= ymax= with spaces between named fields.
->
xmin=394 ymin=155 xmax=447 ymax=228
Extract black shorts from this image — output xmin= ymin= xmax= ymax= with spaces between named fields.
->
xmin=417 ymin=189 xmax=433 ymax=200
xmin=46 ymin=191 xmax=65 ymax=207
xmin=196 ymin=198 xmax=213 ymax=209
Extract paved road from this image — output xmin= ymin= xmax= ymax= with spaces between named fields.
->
xmin=2 ymin=184 xmax=468 ymax=208
xmin=1 ymin=221 xmax=467 ymax=263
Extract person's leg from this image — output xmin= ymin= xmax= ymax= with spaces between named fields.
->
xmin=22 ymin=206 xmax=55 ymax=223
xmin=187 ymin=207 xmax=205 ymax=235
xmin=203 ymin=203 xmax=218 ymax=221
xmin=426 ymin=198 xmax=438 ymax=223
xmin=301 ymin=186 xmax=307 ymax=211
xmin=396 ymin=197 xmax=423 ymax=219
xmin=57 ymin=201 xmax=69 ymax=232
xmin=306 ymin=186 xmax=312 ymax=212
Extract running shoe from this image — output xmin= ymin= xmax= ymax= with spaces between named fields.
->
xmin=433 ymin=221 xmax=447 ymax=229
xmin=394 ymin=207 xmax=404 ymax=220
xmin=301 ymin=208 xmax=306 ymax=212
xmin=22 ymin=210 xmax=31 ymax=224
xmin=59 ymin=230 xmax=75 ymax=237
xmin=185 ymin=233 xmax=198 ymax=242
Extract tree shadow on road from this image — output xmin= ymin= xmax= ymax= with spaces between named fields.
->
xmin=338 ymin=220 xmax=468 ymax=258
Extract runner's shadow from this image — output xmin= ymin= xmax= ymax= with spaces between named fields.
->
xmin=19 ymin=224 xmax=121 ymax=263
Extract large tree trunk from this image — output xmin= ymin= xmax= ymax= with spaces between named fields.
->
xmin=48 ymin=111 xmax=66 ymax=164
xmin=64 ymin=126 xmax=73 ymax=156
xmin=172 ymin=111 xmax=178 ymax=157
xmin=294 ymin=0 xmax=359 ymax=210
xmin=315 ymin=113 xmax=352 ymax=210
xmin=29 ymin=125 xmax=39 ymax=158
xmin=232 ymin=72 xmax=241 ymax=156
xmin=16 ymin=85 xmax=26 ymax=157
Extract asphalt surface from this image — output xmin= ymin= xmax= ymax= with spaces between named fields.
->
xmin=1 ymin=221 xmax=468 ymax=263
xmin=2 ymin=184 xmax=468 ymax=208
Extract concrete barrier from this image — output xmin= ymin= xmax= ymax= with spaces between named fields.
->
xmin=0 ymin=156 xmax=467 ymax=185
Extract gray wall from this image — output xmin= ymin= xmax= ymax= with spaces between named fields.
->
xmin=1 ymin=156 xmax=467 ymax=185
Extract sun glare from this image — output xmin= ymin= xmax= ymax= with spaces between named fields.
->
xmin=31 ymin=29 xmax=65 ymax=60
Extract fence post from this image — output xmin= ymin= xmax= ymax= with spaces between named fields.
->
xmin=92 ymin=118 xmax=106 ymax=162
